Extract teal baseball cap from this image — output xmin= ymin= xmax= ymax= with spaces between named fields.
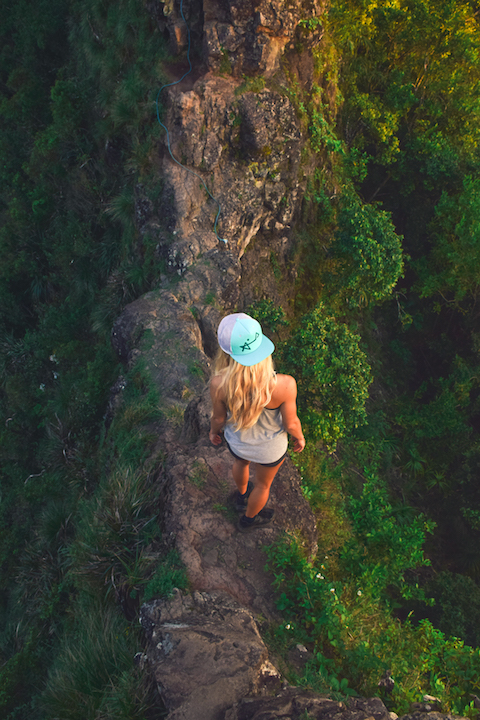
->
xmin=217 ymin=313 xmax=275 ymax=366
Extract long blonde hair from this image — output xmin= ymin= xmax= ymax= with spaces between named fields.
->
xmin=212 ymin=350 xmax=277 ymax=430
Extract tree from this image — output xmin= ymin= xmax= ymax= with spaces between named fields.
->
xmin=282 ymin=303 xmax=372 ymax=449
xmin=418 ymin=175 xmax=480 ymax=305
xmin=329 ymin=192 xmax=404 ymax=307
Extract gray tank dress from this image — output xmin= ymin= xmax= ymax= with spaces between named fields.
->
xmin=223 ymin=406 xmax=288 ymax=464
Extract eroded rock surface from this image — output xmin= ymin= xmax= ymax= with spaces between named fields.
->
xmin=156 ymin=75 xmax=305 ymax=271
xmin=158 ymin=0 xmax=323 ymax=79
xmin=139 ymin=0 xmax=320 ymax=277
xmin=227 ymin=693 xmax=392 ymax=720
xmin=111 ymin=288 xmax=209 ymax=419
xmin=140 ymin=591 xmax=282 ymax=720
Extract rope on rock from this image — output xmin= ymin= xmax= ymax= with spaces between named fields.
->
xmin=155 ymin=0 xmax=227 ymax=243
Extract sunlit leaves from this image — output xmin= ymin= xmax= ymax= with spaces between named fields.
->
xmin=327 ymin=0 xmax=480 ymax=165
xmin=329 ymin=192 xmax=404 ymax=307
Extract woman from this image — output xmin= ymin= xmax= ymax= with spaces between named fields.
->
xmin=209 ymin=313 xmax=305 ymax=532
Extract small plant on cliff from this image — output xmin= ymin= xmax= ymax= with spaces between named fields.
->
xmin=219 ymin=46 xmax=232 ymax=75
xmin=143 ymin=549 xmax=189 ymax=602
xmin=235 ymin=75 xmax=266 ymax=95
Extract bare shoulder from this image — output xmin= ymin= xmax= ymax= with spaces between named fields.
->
xmin=276 ymin=373 xmax=297 ymax=389
xmin=272 ymin=373 xmax=297 ymax=403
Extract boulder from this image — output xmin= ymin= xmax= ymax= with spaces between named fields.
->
xmin=140 ymin=590 xmax=282 ymax=720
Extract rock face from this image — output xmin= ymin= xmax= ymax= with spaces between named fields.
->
xmin=151 ymin=73 xmax=306 ymax=274
xmin=140 ymin=591 xmax=282 ymax=720
xmin=156 ymin=0 xmax=323 ymax=78
xmin=201 ymin=0 xmax=323 ymax=78
xmin=163 ymin=77 xmax=304 ymax=264
xmin=140 ymin=0 xmax=320 ymax=278
xmin=111 ymin=288 xmax=210 ymax=434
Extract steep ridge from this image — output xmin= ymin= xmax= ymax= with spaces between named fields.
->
xmin=109 ymin=2 xmax=468 ymax=718
xmin=112 ymin=287 xmax=318 ymax=718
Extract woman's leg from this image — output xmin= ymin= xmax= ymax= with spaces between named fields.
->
xmin=245 ymin=459 xmax=285 ymax=518
xmin=232 ymin=457 xmax=250 ymax=494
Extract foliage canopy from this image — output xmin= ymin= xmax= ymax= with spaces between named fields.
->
xmin=282 ymin=303 xmax=372 ymax=449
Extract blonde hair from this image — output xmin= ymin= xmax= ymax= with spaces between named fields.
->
xmin=212 ymin=350 xmax=277 ymax=430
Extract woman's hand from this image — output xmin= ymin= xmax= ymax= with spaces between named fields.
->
xmin=292 ymin=435 xmax=305 ymax=452
xmin=209 ymin=430 xmax=223 ymax=446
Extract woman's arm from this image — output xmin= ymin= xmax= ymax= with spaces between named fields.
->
xmin=278 ymin=375 xmax=305 ymax=452
xmin=209 ymin=375 xmax=227 ymax=446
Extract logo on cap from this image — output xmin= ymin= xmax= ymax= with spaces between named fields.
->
xmin=240 ymin=332 xmax=260 ymax=352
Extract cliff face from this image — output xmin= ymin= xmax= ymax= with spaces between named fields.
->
xmin=139 ymin=0 xmax=323 ymax=295
xmin=110 ymin=2 xmax=466 ymax=719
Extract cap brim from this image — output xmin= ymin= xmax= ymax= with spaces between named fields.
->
xmin=230 ymin=335 xmax=275 ymax=366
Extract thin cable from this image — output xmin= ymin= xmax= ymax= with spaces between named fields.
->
xmin=155 ymin=0 xmax=226 ymax=243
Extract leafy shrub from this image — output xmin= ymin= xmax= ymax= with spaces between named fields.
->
xmin=329 ymin=193 xmax=404 ymax=307
xmin=267 ymin=536 xmax=480 ymax=716
xmin=281 ymin=303 xmax=372 ymax=448
xmin=339 ymin=467 xmax=435 ymax=603
xmin=246 ymin=299 xmax=289 ymax=335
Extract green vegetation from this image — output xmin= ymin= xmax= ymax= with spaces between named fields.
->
xmin=235 ymin=75 xmax=267 ymax=95
xmin=265 ymin=0 xmax=480 ymax=714
xmin=329 ymin=192 xmax=404 ymax=308
xmin=266 ymin=443 xmax=480 ymax=716
xmin=143 ymin=549 xmax=189 ymax=603
xmin=282 ymin=304 xmax=372 ymax=449
xmin=246 ymin=298 xmax=289 ymax=335
xmin=0 ymin=0 xmax=180 ymax=717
